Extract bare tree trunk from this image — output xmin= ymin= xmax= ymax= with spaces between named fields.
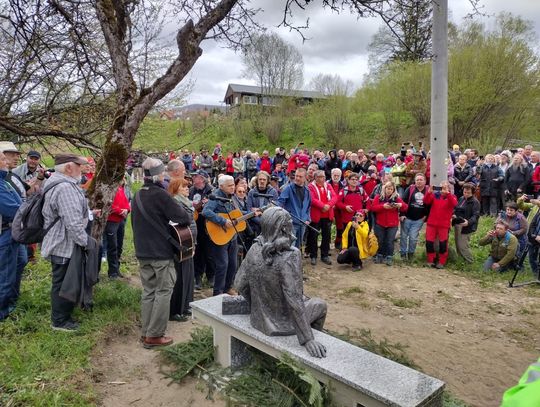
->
xmin=88 ymin=0 xmax=239 ymax=239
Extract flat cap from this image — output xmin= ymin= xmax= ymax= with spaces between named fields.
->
xmin=54 ymin=153 xmax=88 ymax=166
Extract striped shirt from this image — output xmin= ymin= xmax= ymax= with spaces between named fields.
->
xmin=41 ymin=172 xmax=88 ymax=259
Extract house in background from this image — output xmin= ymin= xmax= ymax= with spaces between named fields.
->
xmin=223 ymin=83 xmax=324 ymax=107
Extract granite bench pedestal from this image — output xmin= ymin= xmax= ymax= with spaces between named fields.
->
xmin=191 ymin=295 xmax=445 ymax=407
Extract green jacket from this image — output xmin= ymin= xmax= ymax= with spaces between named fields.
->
xmin=501 ymin=358 xmax=540 ymax=407
xmin=479 ymin=231 xmax=518 ymax=267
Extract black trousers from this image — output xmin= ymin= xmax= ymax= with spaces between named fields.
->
xmin=308 ymin=218 xmax=332 ymax=259
xmin=51 ymin=260 xmax=75 ymax=325
xmin=337 ymin=247 xmax=362 ymax=266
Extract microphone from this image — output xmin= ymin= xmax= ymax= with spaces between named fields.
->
xmin=208 ymin=194 xmax=232 ymax=203
xmin=253 ymin=192 xmax=274 ymax=199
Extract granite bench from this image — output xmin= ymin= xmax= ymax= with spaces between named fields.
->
xmin=191 ymin=295 xmax=445 ymax=407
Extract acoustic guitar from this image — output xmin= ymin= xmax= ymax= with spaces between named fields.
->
xmin=206 ymin=205 xmax=270 ymax=245
xmin=169 ymin=223 xmax=195 ymax=262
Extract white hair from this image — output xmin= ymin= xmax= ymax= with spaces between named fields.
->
xmin=218 ymin=174 xmax=234 ymax=186
xmin=142 ymin=157 xmax=165 ymax=183
xmin=54 ymin=163 xmax=68 ymax=173
xmin=331 ymin=168 xmax=342 ymax=176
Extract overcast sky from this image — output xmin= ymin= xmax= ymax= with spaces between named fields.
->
xmin=182 ymin=0 xmax=540 ymax=106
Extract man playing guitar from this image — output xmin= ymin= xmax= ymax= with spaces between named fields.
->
xmin=202 ymin=175 xmax=244 ymax=296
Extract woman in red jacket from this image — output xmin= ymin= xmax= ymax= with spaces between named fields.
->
xmin=369 ymin=181 xmax=408 ymax=265
xmin=225 ymin=152 xmax=234 ymax=176
xmin=423 ymin=181 xmax=458 ymax=269
xmin=104 ymin=183 xmax=131 ymax=279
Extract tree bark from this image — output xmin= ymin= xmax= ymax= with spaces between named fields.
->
xmin=88 ymin=0 xmax=239 ymax=239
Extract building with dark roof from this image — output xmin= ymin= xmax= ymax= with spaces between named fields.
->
xmin=223 ymin=83 xmax=324 ymax=107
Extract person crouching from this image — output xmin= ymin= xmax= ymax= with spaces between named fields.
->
xmin=337 ymin=210 xmax=370 ymax=271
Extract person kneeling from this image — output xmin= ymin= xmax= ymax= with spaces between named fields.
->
xmin=337 ymin=211 xmax=370 ymax=271
xmin=479 ymin=221 xmax=518 ymax=272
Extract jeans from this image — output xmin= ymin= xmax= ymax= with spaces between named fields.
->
xmin=0 ymin=230 xmax=19 ymax=320
xmin=399 ymin=218 xmax=424 ymax=255
xmin=208 ymin=238 xmax=238 ymax=295
xmin=374 ymin=224 xmax=398 ymax=257
xmin=293 ymin=223 xmax=306 ymax=250
xmin=308 ymin=218 xmax=332 ymax=259
xmin=483 ymin=256 xmax=511 ymax=272
xmin=104 ymin=221 xmax=121 ymax=277
xmin=51 ymin=257 xmax=75 ymax=325
xmin=117 ymin=219 xmax=126 ymax=260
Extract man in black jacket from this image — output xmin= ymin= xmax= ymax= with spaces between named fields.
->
xmin=132 ymin=157 xmax=191 ymax=349
xmin=453 ymin=183 xmax=481 ymax=263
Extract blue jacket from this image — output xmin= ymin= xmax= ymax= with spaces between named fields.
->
xmin=247 ymin=186 xmax=278 ymax=226
xmin=202 ymin=188 xmax=236 ymax=227
xmin=181 ymin=154 xmax=193 ymax=171
xmin=0 ymin=169 xmax=22 ymax=222
xmin=277 ymin=182 xmax=311 ymax=226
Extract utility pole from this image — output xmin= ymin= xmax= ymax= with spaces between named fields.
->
xmin=430 ymin=0 xmax=448 ymax=186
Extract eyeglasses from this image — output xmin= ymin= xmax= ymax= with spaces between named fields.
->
xmin=237 ymin=190 xmax=246 ymax=194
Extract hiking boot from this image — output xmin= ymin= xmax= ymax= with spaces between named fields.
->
xmin=143 ymin=336 xmax=173 ymax=349
xmin=374 ymin=255 xmax=383 ymax=264
xmin=407 ymin=253 xmax=414 ymax=261
xmin=321 ymin=257 xmax=332 ymax=265
xmin=385 ymin=256 xmax=393 ymax=266
xmin=427 ymin=262 xmax=436 ymax=268
xmin=435 ymin=263 xmax=444 ymax=269
xmin=51 ymin=320 xmax=79 ymax=332
xmin=310 ymin=258 xmax=317 ymax=266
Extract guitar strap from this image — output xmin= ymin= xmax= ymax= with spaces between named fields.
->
xmin=135 ymin=190 xmax=183 ymax=253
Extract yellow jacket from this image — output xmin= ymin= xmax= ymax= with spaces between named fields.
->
xmin=342 ymin=220 xmax=372 ymax=259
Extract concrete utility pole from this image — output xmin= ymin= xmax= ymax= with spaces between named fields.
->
xmin=430 ymin=0 xmax=448 ymax=187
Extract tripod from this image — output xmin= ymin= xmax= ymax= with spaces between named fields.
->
xmin=508 ymin=244 xmax=540 ymax=288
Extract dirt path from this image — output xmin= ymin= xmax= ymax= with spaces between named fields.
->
xmin=93 ymin=263 xmax=539 ymax=407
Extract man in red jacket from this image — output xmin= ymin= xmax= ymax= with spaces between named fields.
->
xmin=308 ymin=170 xmax=337 ymax=265
xmin=423 ymin=181 xmax=458 ymax=269
xmin=104 ymin=182 xmax=131 ymax=279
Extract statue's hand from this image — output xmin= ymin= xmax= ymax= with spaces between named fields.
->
xmin=305 ymin=340 xmax=327 ymax=358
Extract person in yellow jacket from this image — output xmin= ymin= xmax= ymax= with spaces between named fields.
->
xmin=337 ymin=210 xmax=374 ymax=271
xmin=501 ymin=357 xmax=540 ymax=407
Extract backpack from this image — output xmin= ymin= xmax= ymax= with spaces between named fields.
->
xmin=11 ymin=180 xmax=67 ymax=244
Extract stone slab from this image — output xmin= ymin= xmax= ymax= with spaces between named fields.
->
xmin=191 ymin=295 xmax=445 ymax=407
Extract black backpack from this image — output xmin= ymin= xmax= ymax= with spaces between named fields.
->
xmin=11 ymin=180 xmax=67 ymax=244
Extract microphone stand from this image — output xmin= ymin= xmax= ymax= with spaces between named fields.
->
xmin=267 ymin=198 xmax=319 ymax=234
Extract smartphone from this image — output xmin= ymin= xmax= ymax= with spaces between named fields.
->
xmin=418 ymin=141 xmax=423 ymax=148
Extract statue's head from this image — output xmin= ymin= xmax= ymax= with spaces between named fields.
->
xmin=258 ymin=206 xmax=295 ymax=263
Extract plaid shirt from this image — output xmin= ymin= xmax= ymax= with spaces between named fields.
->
xmin=41 ymin=172 xmax=88 ymax=259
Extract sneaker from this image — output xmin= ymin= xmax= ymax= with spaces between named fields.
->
xmin=310 ymin=258 xmax=317 ymax=266
xmin=51 ymin=320 xmax=80 ymax=332
xmin=101 ymin=257 xmax=107 ymax=263
xmin=374 ymin=255 xmax=382 ymax=264
xmin=352 ymin=264 xmax=362 ymax=271
xmin=427 ymin=262 xmax=436 ymax=268
xmin=321 ymin=257 xmax=332 ymax=265
xmin=435 ymin=263 xmax=444 ymax=269
xmin=385 ymin=256 xmax=393 ymax=266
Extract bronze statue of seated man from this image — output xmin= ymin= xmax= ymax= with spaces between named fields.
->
xmin=233 ymin=206 xmax=327 ymax=358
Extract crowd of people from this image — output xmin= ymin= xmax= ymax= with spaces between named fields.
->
xmin=1 ymin=139 xmax=540 ymax=349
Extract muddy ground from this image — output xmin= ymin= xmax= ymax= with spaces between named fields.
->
xmin=92 ymin=260 xmax=540 ymax=407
